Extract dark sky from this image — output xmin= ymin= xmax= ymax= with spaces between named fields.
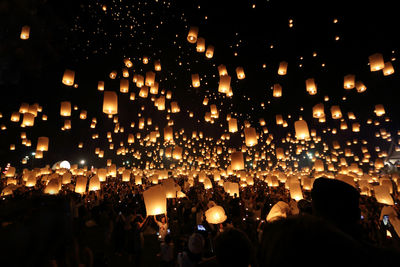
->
xmin=0 ymin=0 xmax=399 ymax=171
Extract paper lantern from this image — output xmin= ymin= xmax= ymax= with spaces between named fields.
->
xmin=145 ymin=71 xmax=156 ymax=86
xmin=196 ymin=37 xmax=205 ymax=52
xmin=139 ymin=86 xmax=149 ymax=98
xmin=330 ymin=105 xmax=342 ymax=119
xmin=236 ymin=67 xmax=245 ymax=79
xmin=374 ymin=185 xmax=394 ymax=205
xmin=231 ymin=151 xmax=244 ymax=170
xmin=120 ymin=79 xmax=129 ymax=93
xmin=205 ymin=205 xmax=227 ymax=224
xmin=306 ymin=78 xmax=317 ymax=95
xmin=60 ymin=101 xmax=71 ymax=117
xmin=22 ymin=113 xmax=35 ymax=127
xmin=278 ymin=61 xmax=288 ymax=75
xmin=313 ymin=103 xmax=325 ymax=118
xmin=150 ymin=82 xmax=159 ymax=94
xmin=343 ymin=74 xmax=355 ymax=89
xmin=44 ymin=179 xmax=60 ymax=194
xmin=294 ymin=120 xmax=310 ymax=140
xmin=218 ymin=75 xmax=231 ymax=94
xmin=355 ymin=81 xmax=366 ymax=93
xmin=369 ymin=53 xmax=385 ymax=71
xmin=244 ymin=127 xmax=257 ymax=146
xmin=136 ymin=75 xmax=144 ymax=87
xmin=135 ymin=175 xmax=142 ymax=185
xmin=62 ymin=69 xmax=75 ymax=86
xmin=62 ymin=172 xmax=72 ymax=184
xmin=276 ymin=114 xmax=283 ymax=125
xmin=103 ymin=91 xmax=118 ymax=115
xmin=36 ymin=137 xmax=49 ymax=151
xmin=154 ymin=60 xmax=161 ymax=71
xmin=124 ymin=58 xmax=133 ymax=68
xmin=314 ymin=159 xmax=324 ymax=172
xmin=122 ymin=170 xmax=131 ymax=182
xmin=5 ymin=167 xmax=16 ymax=177
xmin=164 ymin=126 xmax=173 ymax=142
xmin=192 ymin=74 xmax=200 ymax=87
xmin=88 ymin=175 xmax=100 ymax=191
xmin=75 ymin=176 xmax=87 ymax=194
xmin=171 ymin=101 xmax=180 ymax=113
xmin=383 ymin=62 xmax=394 ymax=76
xmin=276 ymin=148 xmax=284 ymax=160
xmin=142 ymin=56 xmax=149 ymax=64
xmin=97 ymin=169 xmax=107 ymax=182
xmin=289 ymin=180 xmax=303 ymax=201
xmin=374 ymin=104 xmax=385 ymax=116
xmin=266 ymin=201 xmax=290 ymax=222
xmin=352 ymin=122 xmax=360 ymax=132
xmin=20 ymin=25 xmax=30 ymax=40
xmin=10 ymin=112 xmax=20 ymax=122
xmin=205 ymin=45 xmax=214 ymax=58
xmin=173 ymin=146 xmax=182 ymax=160
xmin=273 ymin=83 xmax=282 ymax=98
xmin=187 ymin=26 xmax=199 ymax=43
xmin=143 ymin=185 xmax=167 ymax=215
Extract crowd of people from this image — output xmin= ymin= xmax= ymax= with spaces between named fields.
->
xmin=1 ymin=172 xmax=400 ymax=266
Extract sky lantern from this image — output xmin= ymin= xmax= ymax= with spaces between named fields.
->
xmin=36 ymin=137 xmax=49 ymax=151
xmin=355 ymin=81 xmax=366 ymax=93
xmin=294 ymin=120 xmax=310 ymax=140
xmin=373 ymin=185 xmax=394 ymax=205
xmin=374 ymin=104 xmax=385 ymax=116
xmin=75 ymin=176 xmax=87 ymax=194
xmin=120 ymin=79 xmax=129 ymax=93
xmin=103 ymin=91 xmax=118 ymax=115
xmin=368 ymin=53 xmax=385 ymax=71
xmin=289 ymin=180 xmax=303 ymax=201
xmin=196 ymin=37 xmax=206 ymax=52
xmin=154 ymin=60 xmax=161 ymax=71
xmin=383 ymin=62 xmax=394 ymax=76
xmin=124 ymin=58 xmax=133 ymax=68
xmin=173 ymin=145 xmax=183 ymax=160
xmin=276 ymin=148 xmax=284 ymax=160
xmin=278 ymin=61 xmax=288 ymax=75
xmin=314 ymin=159 xmax=324 ymax=172
xmin=218 ymin=75 xmax=231 ymax=94
xmin=330 ymin=105 xmax=342 ymax=119
xmin=20 ymin=25 xmax=30 ymax=39
xmin=122 ymin=170 xmax=131 ymax=182
xmin=135 ymin=175 xmax=142 ymax=185
xmin=11 ymin=112 xmax=20 ymax=122
xmin=236 ymin=67 xmax=245 ymax=79
xmin=305 ymin=78 xmax=317 ymax=95
xmin=231 ymin=151 xmax=244 ymax=170
xmin=88 ymin=175 xmax=100 ymax=191
xmin=145 ymin=71 xmax=156 ymax=86
xmin=343 ymin=74 xmax=355 ymax=89
xmin=44 ymin=179 xmax=60 ymax=195
xmin=79 ymin=110 xmax=87 ymax=120
xmin=218 ymin=64 xmax=228 ymax=76
xmin=164 ymin=126 xmax=173 ymax=142
xmin=122 ymin=68 xmax=129 ymax=78
xmin=97 ymin=169 xmax=107 ymax=182
xmin=244 ymin=127 xmax=257 ymax=146
xmin=187 ymin=26 xmax=199 ymax=43
xmin=192 ymin=74 xmax=200 ymax=87
xmin=19 ymin=103 xmax=29 ymax=113
xmin=205 ymin=45 xmax=214 ymax=58
xmin=109 ymin=70 xmax=117 ymax=79
xmin=205 ymin=205 xmax=227 ymax=224
xmin=143 ymin=185 xmax=167 ymax=215
xmin=276 ymin=114 xmax=283 ymax=125
xmin=136 ymin=75 xmax=144 ymax=87
xmin=312 ymin=103 xmax=325 ymax=118
xmin=22 ymin=113 xmax=35 ymax=127
xmin=60 ymin=101 xmax=71 ymax=116
xmin=352 ymin=122 xmax=360 ymax=132
xmin=62 ymin=69 xmax=75 ymax=86
xmin=171 ymin=101 xmax=180 ymax=113
xmin=150 ymin=82 xmax=159 ymax=94
xmin=139 ymin=86 xmax=149 ymax=98
xmin=273 ymin=83 xmax=282 ymax=98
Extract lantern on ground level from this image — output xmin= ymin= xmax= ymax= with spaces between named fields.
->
xmin=205 ymin=206 xmax=227 ymax=224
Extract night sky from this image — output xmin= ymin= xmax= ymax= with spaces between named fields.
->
xmin=1 ymin=0 xmax=399 ymax=171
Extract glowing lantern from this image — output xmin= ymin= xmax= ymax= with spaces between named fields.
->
xmin=352 ymin=123 xmax=360 ymax=132
xmin=135 ymin=175 xmax=142 ymax=185
xmin=276 ymin=114 xmax=283 ymax=125
xmin=187 ymin=26 xmax=199 ymax=43
xmin=20 ymin=25 xmax=30 ymax=39
xmin=75 ymin=176 xmax=87 ymax=194
xmin=218 ymin=75 xmax=231 ymax=94
xmin=124 ymin=58 xmax=133 ymax=68
xmin=206 ymin=45 xmax=214 ymax=58
xmin=343 ymin=74 xmax=355 ymax=89
xmin=19 ymin=103 xmax=29 ymax=113
xmin=192 ymin=74 xmax=200 ymax=87
xmin=122 ymin=170 xmax=131 ymax=182
xmin=196 ymin=37 xmax=205 ymax=52
xmin=375 ymin=158 xmax=384 ymax=169
xmin=21 ymin=113 xmax=34 ymax=127
xmin=313 ymin=103 xmax=325 ymax=118
xmin=154 ymin=60 xmax=161 ymax=71
xmin=120 ymin=79 xmax=129 ymax=93
xmin=231 ymin=151 xmax=244 ymax=170
xmin=145 ymin=71 xmax=156 ymax=86
xmin=244 ymin=127 xmax=257 ymax=146
xmin=143 ymin=185 xmax=167 ymax=215
xmin=276 ymin=148 xmax=284 ymax=160
xmin=103 ymin=91 xmax=118 ymax=115
xmin=164 ymin=126 xmax=173 ymax=142
xmin=142 ymin=56 xmax=149 ymax=64
xmin=171 ymin=101 xmax=180 ymax=113
xmin=62 ymin=172 xmax=72 ymax=184
xmin=273 ymin=83 xmax=282 ymax=98
xmin=5 ymin=167 xmax=16 ymax=177
xmin=306 ymin=78 xmax=317 ymax=95
xmin=109 ymin=70 xmax=117 ymax=79
xmin=10 ymin=112 xmax=20 ymax=122
xmin=136 ymin=75 xmax=144 ymax=87
xmin=36 ymin=137 xmax=49 ymax=151
xmin=44 ymin=179 xmax=60 ymax=195
xmin=236 ymin=67 xmax=245 ymax=79
xmin=330 ymin=105 xmax=342 ymax=119
xmin=89 ymin=175 xmax=101 ymax=191
xmin=218 ymin=64 xmax=228 ymax=76
xmin=150 ymin=82 xmax=159 ymax=94
xmin=205 ymin=205 xmax=227 ymax=224
xmin=369 ymin=53 xmax=385 ymax=71
xmin=278 ymin=61 xmax=288 ymax=75
xmin=294 ymin=120 xmax=310 ymax=140
xmin=60 ymin=101 xmax=71 ymax=117
xmin=383 ymin=62 xmax=394 ymax=76
xmin=97 ymin=169 xmax=107 ymax=182
xmin=173 ymin=146 xmax=182 ymax=160
xmin=374 ymin=185 xmax=394 ymax=205
xmin=374 ymin=104 xmax=385 ymax=116
xmin=289 ymin=181 xmax=303 ymax=201
xmin=314 ymin=159 xmax=324 ymax=172
xmin=62 ymin=69 xmax=75 ymax=86
xmin=139 ymin=86 xmax=149 ymax=98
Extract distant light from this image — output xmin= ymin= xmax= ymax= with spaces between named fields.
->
xmin=31 ymin=152 xmax=36 ymax=156
xmin=60 ymin=161 xmax=71 ymax=169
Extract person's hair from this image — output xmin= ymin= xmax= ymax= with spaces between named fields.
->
xmin=258 ymin=214 xmax=369 ymax=267
xmin=214 ymin=227 xmax=253 ymax=267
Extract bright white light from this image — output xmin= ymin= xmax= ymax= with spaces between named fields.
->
xmin=60 ymin=161 xmax=71 ymax=169
xmin=80 ymin=160 xmax=85 ymax=165
xmin=31 ymin=152 xmax=36 ymax=156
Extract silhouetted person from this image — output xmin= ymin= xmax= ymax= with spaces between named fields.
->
xmin=214 ymin=227 xmax=254 ymax=267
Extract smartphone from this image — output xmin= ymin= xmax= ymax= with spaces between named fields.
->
xmin=383 ymin=215 xmax=390 ymax=226
xmin=197 ymin=224 xmax=206 ymax=231
xmin=119 ymin=211 xmax=122 ymax=215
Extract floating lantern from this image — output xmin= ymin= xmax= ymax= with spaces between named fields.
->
xmin=139 ymin=86 xmax=149 ymax=98
xmin=218 ymin=75 xmax=231 ymax=94
xmin=205 ymin=45 xmax=214 ymax=58
xmin=374 ymin=104 xmax=385 ymax=116
xmin=36 ymin=137 xmax=49 ymax=151
xmin=187 ymin=26 xmax=199 ymax=43
xmin=313 ymin=103 xmax=325 ymax=118
xmin=20 ymin=25 xmax=30 ymax=40
xmin=75 ymin=176 xmax=87 ymax=194
xmin=205 ymin=205 xmax=227 ymax=224
xmin=294 ymin=120 xmax=310 ymax=140
xmin=330 ymin=105 xmax=342 ymax=119
xmin=103 ymin=91 xmax=118 ymax=115
xmin=244 ymin=127 xmax=257 ymax=146
xmin=89 ymin=175 xmax=101 ymax=191
xmin=10 ymin=112 xmax=20 ymax=122
xmin=343 ymin=74 xmax=355 ymax=89
xmin=236 ymin=67 xmax=245 ymax=79
xmin=62 ymin=69 xmax=75 ymax=86
xmin=231 ymin=151 xmax=244 ymax=170
xmin=306 ymin=78 xmax=317 ymax=95
xmin=145 ymin=71 xmax=156 ymax=86
xmin=60 ymin=101 xmax=71 ymax=117
xmin=278 ymin=61 xmax=288 ymax=75
xmin=154 ymin=60 xmax=161 ymax=71
xmin=369 ymin=53 xmax=385 ymax=71
xmin=192 ymin=74 xmax=200 ymax=87
xmin=196 ymin=37 xmax=206 ymax=52
xmin=383 ymin=62 xmax=394 ymax=76
xmin=143 ymin=185 xmax=167 ymax=215
xmin=229 ymin=118 xmax=238 ymax=133
xmin=273 ymin=83 xmax=282 ymax=98
xmin=120 ymin=79 xmax=129 ymax=93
